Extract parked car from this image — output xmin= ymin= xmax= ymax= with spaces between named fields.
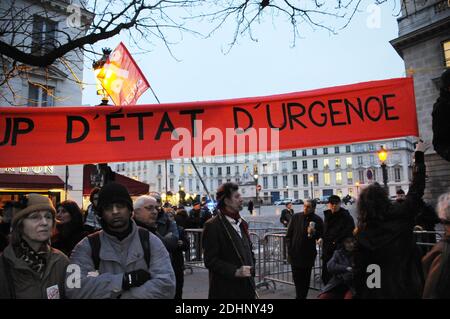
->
xmin=274 ymin=198 xmax=293 ymax=205
xmin=292 ymin=199 xmax=304 ymax=205
xmin=318 ymin=195 xmax=331 ymax=204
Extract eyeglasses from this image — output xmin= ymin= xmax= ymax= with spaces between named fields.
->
xmin=26 ymin=212 xmax=53 ymax=221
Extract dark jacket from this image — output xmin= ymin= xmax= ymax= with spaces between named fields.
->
xmin=285 ymin=212 xmax=323 ymax=267
xmin=188 ymin=209 xmax=202 ymax=229
xmin=353 ymin=151 xmax=426 ymax=299
xmin=247 ymin=201 xmax=254 ymax=212
xmin=52 ymin=223 xmax=87 ymax=257
xmin=322 ymin=207 xmax=355 ymax=261
xmin=280 ymin=208 xmax=294 ymax=227
xmin=202 ymin=212 xmax=256 ymax=299
xmin=172 ymin=226 xmax=189 ymax=271
xmin=322 ymin=249 xmax=354 ymax=294
xmin=0 ymin=244 xmax=69 ymax=299
xmin=422 ymin=233 xmax=450 ymax=299
xmin=432 ymin=78 xmax=450 ymax=162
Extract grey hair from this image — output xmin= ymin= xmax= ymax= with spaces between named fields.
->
xmin=304 ymin=199 xmax=316 ymax=210
xmin=437 ymin=192 xmax=450 ymax=221
xmin=134 ymin=195 xmax=157 ymax=210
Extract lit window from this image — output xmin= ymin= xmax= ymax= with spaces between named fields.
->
xmin=444 ymin=40 xmax=450 ymax=68
xmin=324 ymin=173 xmax=331 ymax=186
xmin=336 ymin=172 xmax=342 ymax=185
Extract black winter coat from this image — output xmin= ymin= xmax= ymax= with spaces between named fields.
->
xmin=322 ymin=208 xmax=355 ymax=261
xmin=280 ymin=209 xmax=294 ymax=227
xmin=285 ymin=212 xmax=323 ymax=267
xmin=202 ymin=213 xmax=256 ymax=299
xmin=353 ymin=151 xmax=426 ymax=299
xmin=432 ymin=86 xmax=450 ymax=162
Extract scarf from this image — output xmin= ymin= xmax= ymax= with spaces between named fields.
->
xmin=17 ymin=239 xmax=48 ymax=275
xmin=103 ymin=221 xmax=133 ymax=241
xmin=221 ymin=207 xmax=249 ymax=237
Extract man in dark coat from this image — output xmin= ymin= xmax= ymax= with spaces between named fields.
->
xmin=432 ymin=68 xmax=450 ymax=162
xmin=202 ymin=182 xmax=256 ymax=299
xmin=285 ymin=199 xmax=323 ymax=299
xmin=280 ymin=202 xmax=294 ymax=227
xmin=247 ymin=200 xmax=254 ymax=215
xmin=321 ymin=195 xmax=355 ymax=285
xmin=353 ymin=141 xmax=426 ymax=299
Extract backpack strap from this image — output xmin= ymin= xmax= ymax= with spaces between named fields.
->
xmin=138 ymin=227 xmax=151 ymax=268
xmin=1 ymin=254 xmax=16 ymax=299
xmin=88 ymin=228 xmax=151 ymax=270
xmin=88 ymin=231 xmax=101 ymax=270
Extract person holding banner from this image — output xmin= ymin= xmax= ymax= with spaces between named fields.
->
xmin=353 ymin=140 xmax=427 ymax=299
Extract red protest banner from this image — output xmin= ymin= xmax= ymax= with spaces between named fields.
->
xmin=0 ymin=77 xmax=418 ymax=168
xmin=96 ymin=42 xmax=150 ymax=106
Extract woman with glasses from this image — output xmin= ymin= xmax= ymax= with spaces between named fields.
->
xmin=0 ymin=194 xmax=69 ymax=299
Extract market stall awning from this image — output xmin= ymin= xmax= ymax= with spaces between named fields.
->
xmin=83 ymin=164 xmax=149 ymax=196
xmin=0 ymin=174 xmax=65 ymax=189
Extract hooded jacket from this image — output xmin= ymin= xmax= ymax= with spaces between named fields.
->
xmin=0 ymin=244 xmax=69 ymax=299
xmin=66 ymin=220 xmax=175 ymax=299
xmin=354 ymin=151 xmax=426 ymax=299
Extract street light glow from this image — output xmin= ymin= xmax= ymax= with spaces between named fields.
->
xmin=378 ymin=146 xmax=388 ymax=163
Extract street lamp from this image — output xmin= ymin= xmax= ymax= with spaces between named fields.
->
xmin=92 ymin=48 xmax=112 ymax=106
xmin=355 ymin=181 xmax=360 ymax=197
xmin=253 ymin=173 xmax=259 ymax=199
xmin=309 ymin=175 xmax=314 ymax=199
xmin=377 ymin=145 xmax=389 ymax=192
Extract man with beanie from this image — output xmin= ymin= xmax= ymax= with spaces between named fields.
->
xmin=0 ymin=194 xmax=69 ymax=299
xmin=432 ymin=68 xmax=450 ymax=162
xmin=66 ymin=182 xmax=175 ymax=299
xmin=321 ymin=195 xmax=355 ymax=285
xmin=202 ymin=182 xmax=256 ymax=299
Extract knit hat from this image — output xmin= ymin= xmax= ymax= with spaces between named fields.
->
xmin=12 ymin=194 xmax=56 ymax=226
xmin=97 ymin=182 xmax=133 ymax=214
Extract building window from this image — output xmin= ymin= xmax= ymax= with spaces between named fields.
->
xmin=272 ymin=163 xmax=278 ymax=172
xmin=393 ymin=141 xmax=399 ymax=149
xmin=337 ymin=189 xmax=343 ymax=197
xmin=349 ymin=188 xmax=353 ymax=195
xmin=358 ymin=170 xmax=365 ymax=184
xmin=336 ymin=172 xmax=342 ymax=185
xmin=346 ymin=157 xmax=352 ymax=168
xmin=210 ymin=180 xmax=213 ymax=191
xmin=283 ymin=175 xmax=288 ymax=187
xmin=158 ymin=178 xmax=161 ymax=191
xmin=210 ymin=167 xmax=213 ymax=176
xmin=302 ymin=150 xmax=307 ymax=156
xmin=263 ymin=163 xmax=268 ymax=173
xmin=302 ymin=160 xmax=308 ymax=169
xmin=314 ymin=173 xmax=319 ymax=186
xmin=272 ymin=176 xmax=278 ymax=188
xmin=28 ymin=83 xmax=55 ymax=107
xmin=157 ymin=165 xmax=162 ymax=174
xmin=32 ymin=15 xmax=57 ymax=55
xmin=180 ymin=165 xmax=185 ymax=175
xmin=203 ymin=167 xmax=206 ymax=175
xmin=369 ymin=144 xmax=374 ymax=151
xmin=357 ymin=156 xmax=363 ymax=166
xmin=235 ymin=166 xmax=239 ymax=174
xmin=312 ymin=149 xmax=317 ymax=156
xmin=370 ymin=155 xmax=375 ymax=165
xmin=218 ymin=179 xmax=222 ymax=186
xmin=335 ymin=158 xmax=341 ymax=169
xmin=294 ymin=190 xmax=299 ymax=200
xmin=226 ymin=166 xmax=231 ymax=175
xmin=444 ymin=40 xmax=450 ymax=68
xmin=346 ymin=145 xmax=351 ymax=153
xmin=394 ymin=167 xmax=401 ymax=182
xmin=293 ymin=175 xmax=298 ymax=187
xmin=187 ymin=165 xmax=193 ymax=175
xmin=263 ymin=177 xmax=268 ymax=188
xmin=218 ymin=167 xmax=222 ymax=176
xmin=347 ymin=171 xmax=353 ymax=185
xmin=292 ymin=150 xmax=297 ymax=157
xmin=282 ymin=162 xmax=287 ymax=171
xmin=324 ymin=159 xmax=329 ymax=169
xmin=323 ymin=148 xmax=328 ymax=155
xmin=304 ymin=190 xmax=309 ymax=199
xmin=303 ymin=174 xmax=308 ymax=186
xmin=292 ymin=161 xmax=298 ymax=170
xmin=335 ymin=146 xmax=340 ymax=154
xmin=170 ymin=164 xmax=174 ymax=174
xmin=170 ymin=178 xmax=174 ymax=190
xmin=283 ymin=191 xmax=288 ymax=199
xmin=313 ymin=159 xmax=318 ymax=169
xmin=324 ymin=173 xmax=331 ymax=186
xmin=226 ymin=178 xmax=231 ymax=183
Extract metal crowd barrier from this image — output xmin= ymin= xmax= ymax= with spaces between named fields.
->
xmin=183 ymin=228 xmax=444 ymax=293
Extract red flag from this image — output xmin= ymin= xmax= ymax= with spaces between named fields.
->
xmin=96 ymin=42 xmax=150 ymax=105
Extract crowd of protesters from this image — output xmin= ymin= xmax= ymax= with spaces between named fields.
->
xmin=0 ymin=141 xmax=449 ymax=299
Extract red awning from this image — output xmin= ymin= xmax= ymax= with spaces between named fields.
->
xmin=83 ymin=164 xmax=149 ymax=196
xmin=0 ymin=174 xmax=65 ymax=189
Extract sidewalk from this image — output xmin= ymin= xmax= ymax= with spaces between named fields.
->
xmin=182 ymin=268 xmax=320 ymax=299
